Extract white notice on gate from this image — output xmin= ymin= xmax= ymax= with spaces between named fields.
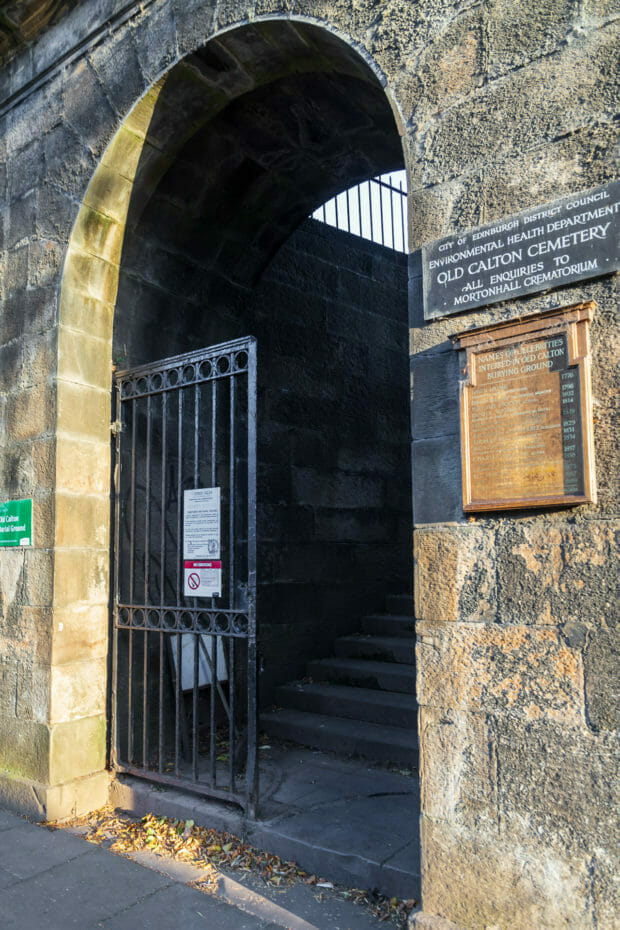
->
xmin=183 ymin=488 xmax=220 ymax=559
xmin=184 ymin=560 xmax=222 ymax=598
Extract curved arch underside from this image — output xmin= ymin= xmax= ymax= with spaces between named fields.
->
xmin=122 ymin=21 xmax=404 ymax=287
xmin=61 ymin=19 xmax=404 ymax=356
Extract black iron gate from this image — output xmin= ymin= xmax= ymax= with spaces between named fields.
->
xmin=111 ymin=337 xmax=258 ymax=814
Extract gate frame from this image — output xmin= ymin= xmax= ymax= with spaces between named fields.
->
xmin=110 ymin=337 xmax=258 ymax=816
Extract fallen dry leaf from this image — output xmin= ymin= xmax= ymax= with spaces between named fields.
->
xmin=52 ymin=806 xmax=417 ymax=928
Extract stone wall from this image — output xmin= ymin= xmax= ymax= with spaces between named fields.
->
xmin=251 ymin=222 xmax=412 ymax=700
xmin=405 ymin=14 xmax=619 ymax=921
xmin=0 ymin=1 xmax=617 ymax=927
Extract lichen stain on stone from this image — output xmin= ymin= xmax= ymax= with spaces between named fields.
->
xmin=514 ymin=541 xmax=543 ymax=574
xmin=514 ymin=529 xmax=564 ymax=584
xmin=553 ymin=646 xmax=580 ymax=679
xmin=538 ymin=602 xmax=554 ymax=625
xmin=420 ymin=624 xmax=584 ymax=723
xmin=437 ymin=32 xmax=479 ymax=96
xmin=571 ymin=544 xmax=606 ymax=566
xmin=458 ymin=559 xmax=494 ymax=621
xmin=525 ymin=702 xmax=542 ymax=720
xmin=497 ymin=626 xmax=529 ymax=651
xmin=497 ymin=523 xmax=617 ymax=627
xmin=493 ymin=673 xmax=523 ymax=706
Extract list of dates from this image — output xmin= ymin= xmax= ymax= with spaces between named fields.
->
xmin=466 ymin=335 xmax=585 ymax=505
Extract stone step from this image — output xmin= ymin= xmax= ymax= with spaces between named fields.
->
xmin=385 ymin=594 xmax=413 ymax=615
xmin=361 ymin=613 xmax=415 ymax=637
xmin=274 ymin=681 xmax=418 ymax=729
xmin=307 ymin=657 xmax=415 ymax=694
xmin=260 ymin=708 xmax=418 ymax=766
xmin=335 ymin=634 xmax=415 ymax=665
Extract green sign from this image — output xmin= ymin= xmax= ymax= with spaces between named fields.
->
xmin=0 ymin=499 xmax=33 ymax=547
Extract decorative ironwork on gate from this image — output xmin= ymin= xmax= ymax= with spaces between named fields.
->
xmin=111 ymin=337 xmax=258 ymax=814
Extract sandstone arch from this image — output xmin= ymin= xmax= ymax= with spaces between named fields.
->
xmin=54 ymin=12 xmax=409 ymax=815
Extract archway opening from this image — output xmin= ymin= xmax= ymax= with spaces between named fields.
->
xmin=61 ymin=18 xmax=417 ymax=896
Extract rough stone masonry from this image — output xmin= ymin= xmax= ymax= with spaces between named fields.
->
xmin=0 ymin=2 xmax=618 ymax=929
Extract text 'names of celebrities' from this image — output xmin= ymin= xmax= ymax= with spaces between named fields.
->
xmin=422 ymin=181 xmax=620 ymax=318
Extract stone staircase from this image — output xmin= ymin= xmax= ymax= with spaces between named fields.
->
xmin=260 ymin=595 xmax=418 ymax=767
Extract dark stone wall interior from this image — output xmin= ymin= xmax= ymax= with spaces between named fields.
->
xmin=114 ymin=218 xmax=410 ymax=703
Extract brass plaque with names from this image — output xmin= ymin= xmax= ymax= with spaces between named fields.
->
xmin=452 ymin=303 xmax=596 ymax=512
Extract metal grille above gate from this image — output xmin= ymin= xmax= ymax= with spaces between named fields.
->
xmin=111 ymin=337 xmax=258 ymax=814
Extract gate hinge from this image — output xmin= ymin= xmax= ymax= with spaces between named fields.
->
xmin=110 ymin=420 xmax=123 ymax=436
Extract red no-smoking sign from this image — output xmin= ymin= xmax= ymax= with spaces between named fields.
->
xmin=183 ymin=560 xmax=221 ymax=598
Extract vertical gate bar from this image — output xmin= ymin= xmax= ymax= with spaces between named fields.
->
xmin=194 ymin=382 xmax=200 ymax=489
xmin=111 ymin=379 xmax=122 ymax=768
xmin=158 ymin=630 xmax=164 ymax=772
xmin=228 ymin=375 xmax=236 ymax=791
xmin=389 ymin=179 xmax=396 ymax=250
xmin=159 ymin=391 xmax=167 ymax=771
xmin=400 ymin=178 xmax=406 ymax=252
xmin=368 ymin=181 xmax=374 ymax=241
xmin=192 ymin=633 xmax=199 ymax=781
xmin=209 ymin=378 xmax=218 ymax=781
xmin=246 ymin=340 xmax=258 ymax=816
xmin=177 ymin=387 xmax=183 ymax=602
xmin=129 ymin=400 xmax=137 ymax=604
xmin=145 ymin=396 xmax=152 ymax=604
xmin=193 ymin=380 xmax=201 ymax=783
xmin=127 ymin=630 xmax=133 ymax=762
xmin=161 ymin=391 xmax=167 ymax=603
xmin=175 ymin=385 xmax=183 ymax=774
xmin=210 ymin=633 xmax=217 ymax=786
xmin=379 ymin=180 xmax=385 ymax=246
xmin=211 ymin=378 xmax=217 ymax=486
xmin=229 ymin=639 xmax=236 ymax=793
xmin=345 ymin=187 xmax=351 ymax=234
xmin=229 ymin=375 xmax=236 ymax=606
xmin=175 ymin=632 xmax=182 ymax=775
xmin=128 ymin=400 xmax=137 ymax=762
xmin=143 ymin=395 xmax=152 ymax=768
xmin=142 ymin=627 xmax=148 ymax=768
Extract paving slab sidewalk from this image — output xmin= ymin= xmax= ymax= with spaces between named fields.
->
xmin=0 ymin=806 xmax=403 ymax=929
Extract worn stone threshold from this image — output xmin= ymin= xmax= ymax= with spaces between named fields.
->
xmin=109 ymin=743 xmax=421 ymax=901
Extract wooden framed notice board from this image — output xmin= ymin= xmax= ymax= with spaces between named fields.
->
xmin=452 ymin=302 xmax=597 ymax=512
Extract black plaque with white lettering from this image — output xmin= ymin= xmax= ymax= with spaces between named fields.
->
xmin=423 ymin=181 xmax=620 ymax=319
